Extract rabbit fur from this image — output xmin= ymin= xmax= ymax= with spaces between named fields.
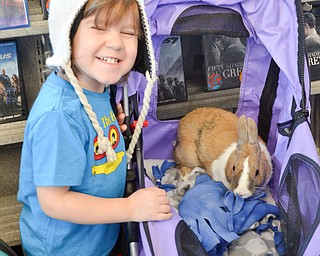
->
xmin=174 ymin=107 xmax=273 ymax=198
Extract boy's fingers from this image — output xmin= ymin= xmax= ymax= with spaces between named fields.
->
xmin=154 ymin=187 xmax=166 ymax=196
xmin=159 ymin=205 xmax=171 ymax=213
xmin=158 ymin=212 xmax=173 ymax=220
xmin=120 ymin=124 xmax=127 ymax=133
xmin=116 ymin=103 xmax=123 ymax=112
xmin=117 ymin=113 xmax=125 ymax=123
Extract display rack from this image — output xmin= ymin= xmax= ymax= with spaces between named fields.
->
xmin=157 ymin=80 xmax=240 ymax=120
xmin=157 ymin=79 xmax=320 ymax=120
xmin=0 ymin=0 xmax=49 ymax=247
xmin=0 ymin=0 xmax=49 ymax=147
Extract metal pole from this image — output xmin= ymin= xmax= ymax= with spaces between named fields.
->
xmin=122 ymin=85 xmax=140 ymax=256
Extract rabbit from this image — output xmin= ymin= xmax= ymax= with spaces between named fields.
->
xmin=173 ymin=107 xmax=273 ymax=198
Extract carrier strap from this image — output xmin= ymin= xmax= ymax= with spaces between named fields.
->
xmin=109 ymin=84 xmax=118 ymax=116
xmin=258 ymin=58 xmax=280 ymax=144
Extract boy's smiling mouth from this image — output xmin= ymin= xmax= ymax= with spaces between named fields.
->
xmin=97 ymin=57 xmax=120 ymax=63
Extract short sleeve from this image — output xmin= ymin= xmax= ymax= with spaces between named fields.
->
xmin=28 ymin=110 xmax=87 ymax=186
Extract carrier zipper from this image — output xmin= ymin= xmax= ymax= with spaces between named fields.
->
xmin=286 ymin=0 xmax=310 ymax=150
xmin=293 ymin=2 xmax=310 ymax=255
xmin=295 ymin=0 xmax=308 ymax=117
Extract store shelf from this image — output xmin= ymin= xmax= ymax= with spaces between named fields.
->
xmin=1 ymin=0 xmax=48 ymax=39
xmin=311 ymin=80 xmax=320 ymax=95
xmin=157 ymin=79 xmax=320 ymax=120
xmin=0 ymin=121 xmax=26 ymax=146
xmin=301 ymin=0 xmax=320 ymax=3
xmin=0 ymin=195 xmax=22 ymax=246
xmin=157 ymin=80 xmax=239 ymax=120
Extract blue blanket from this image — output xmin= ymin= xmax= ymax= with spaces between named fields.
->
xmin=178 ymin=174 xmax=281 ymax=256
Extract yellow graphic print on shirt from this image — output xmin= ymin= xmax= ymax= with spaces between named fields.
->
xmin=92 ymin=111 xmax=125 ymax=175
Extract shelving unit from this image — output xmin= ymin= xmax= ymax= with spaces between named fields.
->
xmin=1 ymin=1 xmax=48 ymax=39
xmin=0 ymin=0 xmax=49 ymax=247
xmin=0 ymin=0 xmax=49 ymax=147
xmin=157 ymin=80 xmax=240 ymax=120
xmin=157 ymin=79 xmax=320 ymax=120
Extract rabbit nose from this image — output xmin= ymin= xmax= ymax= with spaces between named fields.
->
xmin=234 ymin=189 xmax=252 ymax=198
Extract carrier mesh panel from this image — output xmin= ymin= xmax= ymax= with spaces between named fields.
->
xmin=171 ymin=5 xmax=249 ymax=37
xmin=278 ymin=156 xmax=320 ymax=256
xmin=175 ymin=220 xmax=209 ymax=256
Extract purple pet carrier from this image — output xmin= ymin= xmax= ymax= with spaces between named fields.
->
xmin=120 ymin=0 xmax=320 ymax=255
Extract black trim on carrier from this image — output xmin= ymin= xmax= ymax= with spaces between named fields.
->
xmin=258 ymin=58 xmax=280 ymax=144
xmin=175 ymin=220 xmax=209 ymax=256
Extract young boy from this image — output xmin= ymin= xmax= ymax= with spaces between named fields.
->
xmin=17 ymin=1 xmax=172 ymax=255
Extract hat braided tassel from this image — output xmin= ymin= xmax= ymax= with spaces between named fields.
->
xmin=64 ymin=62 xmax=117 ymax=162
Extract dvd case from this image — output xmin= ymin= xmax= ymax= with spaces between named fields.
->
xmin=304 ymin=10 xmax=320 ymax=81
xmin=157 ymin=36 xmax=188 ymax=105
xmin=0 ymin=40 xmax=28 ymax=124
xmin=0 ymin=0 xmax=30 ymax=30
xmin=40 ymin=0 xmax=50 ymax=20
xmin=202 ymin=34 xmax=246 ymax=91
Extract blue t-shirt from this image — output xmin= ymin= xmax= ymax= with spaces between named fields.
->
xmin=17 ymin=72 xmax=127 ymax=256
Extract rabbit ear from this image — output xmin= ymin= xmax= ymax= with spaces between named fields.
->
xmin=237 ymin=115 xmax=248 ymax=148
xmin=247 ymin=117 xmax=259 ymax=144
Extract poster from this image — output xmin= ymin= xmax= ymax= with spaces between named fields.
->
xmin=202 ymin=34 xmax=246 ymax=91
xmin=0 ymin=40 xmax=28 ymax=123
xmin=157 ymin=36 xmax=188 ymax=105
xmin=304 ymin=11 xmax=320 ymax=81
xmin=0 ymin=0 xmax=30 ymax=30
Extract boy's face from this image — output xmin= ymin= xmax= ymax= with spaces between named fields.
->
xmin=71 ymin=11 xmax=138 ymax=92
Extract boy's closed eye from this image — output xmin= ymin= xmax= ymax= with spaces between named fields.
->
xmin=121 ymin=30 xmax=137 ymax=36
xmin=91 ymin=25 xmax=106 ymax=31
xmin=121 ymin=24 xmax=137 ymax=36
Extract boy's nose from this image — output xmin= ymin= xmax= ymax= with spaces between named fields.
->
xmin=104 ymin=31 xmax=123 ymax=51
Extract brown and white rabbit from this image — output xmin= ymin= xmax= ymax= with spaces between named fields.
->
xmin=174 ymin=107 xmax=273 ymax=198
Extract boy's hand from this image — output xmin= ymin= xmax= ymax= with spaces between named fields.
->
xmin=128 ymin=187 xmax=173 ymax=222
xmin=116 ymin=103 xmax=127 ymax=133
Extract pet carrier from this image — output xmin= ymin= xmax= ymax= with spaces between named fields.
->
xmin=120 ymin=0 xmax=320 ymax=255
xmin=0 ymin=239 xmax=17 ymax=256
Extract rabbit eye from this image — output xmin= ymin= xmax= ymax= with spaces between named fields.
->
xmin=232 ymin=166 xmax=235 ymax=172
xmin=255 ymin=169 xmax=259 ymax=177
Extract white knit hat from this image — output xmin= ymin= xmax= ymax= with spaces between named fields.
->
xmin=47 ymin=0 xmax=157 ymax=162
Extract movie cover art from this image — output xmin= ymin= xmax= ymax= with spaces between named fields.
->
xmin=202 ymin=34 xmax=246 ymax=91
xmin=0 ymin=0 xmax=30 ymax=30
xmin=304 ymin=11 xmax=320 ymax=81
xmin=0 ymin=41 xmax=28 ymax=124
xmin=157 ymin=36 xmax=188 ymax=105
